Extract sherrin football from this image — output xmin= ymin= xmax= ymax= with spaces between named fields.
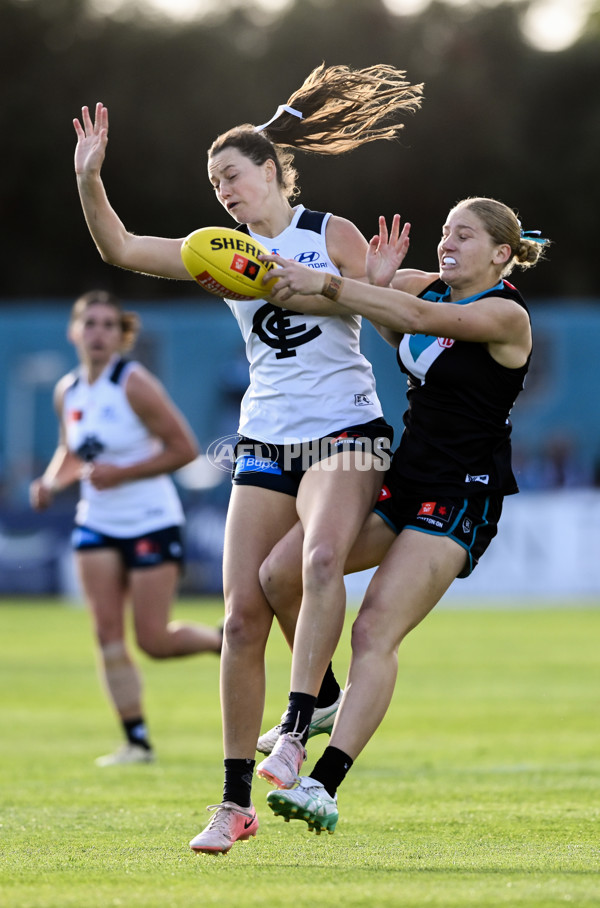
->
xmin=181 ymin=226 xmax=278 ymax=300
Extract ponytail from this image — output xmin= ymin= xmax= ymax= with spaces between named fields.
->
xmin=209 ymin=62 xmax=424 ymax=200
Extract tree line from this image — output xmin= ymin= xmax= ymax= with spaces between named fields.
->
xmin=2 ymin=0 xmax=599 ymax=301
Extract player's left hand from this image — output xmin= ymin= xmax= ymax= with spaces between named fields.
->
xmin=259 ymin=254 xmax=324 ymax=302
xmin=366 ymin=214 xmax=411 ymax=287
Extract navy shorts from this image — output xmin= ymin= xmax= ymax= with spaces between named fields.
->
xmin=71 ymin=524 xmax=185 ymax=570
xmin=232 ymin=418 xmax=394 ymax=498
xmin=374 ymin=481 xmax=503 ymax=578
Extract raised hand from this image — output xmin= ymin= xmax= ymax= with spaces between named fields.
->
xmin=73 ymin=102 xmax=109 ymax=177
xmin=366 ymin=214 xmax=411 ymax=287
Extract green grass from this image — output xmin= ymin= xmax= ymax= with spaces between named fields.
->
xmin=0 ymin=598 xmax=598 ymax=907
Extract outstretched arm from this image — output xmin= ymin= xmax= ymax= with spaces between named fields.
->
xmin=261 ymin=215 xmax=370 ymax=316
xmin=73 ymin=103 xmax=191 ymax=281
xmin=262 ymin=216 xmax=531 ymax=361
xmin=263 ymin=214 xmax=411 ymax=308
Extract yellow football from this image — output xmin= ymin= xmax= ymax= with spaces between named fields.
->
xmin=181 ymin=226 xmax=278 ymax=300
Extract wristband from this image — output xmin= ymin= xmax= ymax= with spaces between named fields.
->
xmin=322 ymin=274 xmax=343 ymax=301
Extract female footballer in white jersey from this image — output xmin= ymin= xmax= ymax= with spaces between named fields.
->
xmin=30 ymin=291 xmax=222 ymax=766
xmin=72 ymin=64 xmax=423 ymax=852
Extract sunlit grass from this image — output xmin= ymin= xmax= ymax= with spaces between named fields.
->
xmin=0 ymin=599 xmax=598 ymax=907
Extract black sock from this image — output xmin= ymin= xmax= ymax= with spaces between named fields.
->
xmin=280 ymin=691 xmax=317 ymax=745
xmin=123 ymin=717 xmax=152 ymax=751
xmin=223 ymin=758 xmax=255 ymax=808
xmin=315 ymin=663 xmax=342 ymax=708
xmin=311 ymin=745 xmax=353 ymax=798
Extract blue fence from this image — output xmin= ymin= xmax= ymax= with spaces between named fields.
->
xmin=0 ymin=296 xmax=597 ymax=595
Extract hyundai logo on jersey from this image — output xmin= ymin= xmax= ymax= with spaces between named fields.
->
xmin=294 ymin=251 xmax=320 ymax=263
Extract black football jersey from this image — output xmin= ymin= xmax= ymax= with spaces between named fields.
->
xmin=391 ymin=278 xmax=530 ymax=496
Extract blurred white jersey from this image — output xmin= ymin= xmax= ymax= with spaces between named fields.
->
xmin=224 ymin=206 xmax=383 ymax=444
xmin=63 ymin=357 xmax=184 ymax=537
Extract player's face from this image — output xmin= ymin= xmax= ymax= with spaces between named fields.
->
xmin=208 ymin=147 xmax=272 ymax=224
xmin=438 ymin=209 xmax=503 ymax=289
xmin=71 ymin=304 xmax=123 ymax=365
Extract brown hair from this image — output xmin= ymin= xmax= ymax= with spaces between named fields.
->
xmin=209 ymin=63 xmax=424 ymax=200
xmin=70 ymin=290 xmax=140 ymax=352
xmin=451 ymin=197 xmax=550 ymax=276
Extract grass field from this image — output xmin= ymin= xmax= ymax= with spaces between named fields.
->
xmin=0 ymin=597 xmax=598 ymax=908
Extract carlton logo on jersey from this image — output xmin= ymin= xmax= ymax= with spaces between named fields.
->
xmin=76 ymin=434 xmax=105 ymax=462
xmin=252 ymin=302 xmax=322 ymax=359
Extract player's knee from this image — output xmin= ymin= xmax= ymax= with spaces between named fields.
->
xmin=259 ymin=552 xmax=299 ymax=606
xmin=350 ymin=604 xmax=407 ymax=659
xmin=303 ymin=540 xmax=341 ymax=588
xmin=136 ymin=632 xmax=172 ymax=660
xmin=222 ymin=594 xmax=270 ymax=651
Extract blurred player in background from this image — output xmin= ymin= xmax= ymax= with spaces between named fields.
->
xmin=30 ymin=290 xmax=222 ymax=766
xmin=257 ymin=199 xmax=550 ymax=833
xmin=72 ymin=63 xmax=423 ymax=851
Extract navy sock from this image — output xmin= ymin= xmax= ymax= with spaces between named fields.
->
xmin=310 ymin=745 xmax=353 ymax=798
xmin=280 ymin=691 xmax=317 ymax=745
xmin=315 ymin=663 xmax=341 ymax=708
xmin=223 ymin=758 xmax=255 ymax=808
xmin=123 ymin=717 xmax=152 ymax=751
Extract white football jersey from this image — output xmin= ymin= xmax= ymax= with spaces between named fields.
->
xmin=224 ymin=205 xmax=383 ymax=444
xmin=63 ymin=357 xmax=184 ymax=536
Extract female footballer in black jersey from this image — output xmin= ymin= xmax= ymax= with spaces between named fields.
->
xmin=257 ymin=197 xmax=549 ymax=832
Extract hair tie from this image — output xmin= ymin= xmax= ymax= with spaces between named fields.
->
xmin=520 ymin=228 xmax=549 ymax=245
xmin=255 ymin=104 xmax=304 ymax=133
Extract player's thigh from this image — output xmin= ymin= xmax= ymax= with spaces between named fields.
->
xmin=354 ymin=529 xmax=466 ymax=651
xmin=223 ymin=482 xmax=299 ymax=609
xmin=75 ymin=548 xmax=128 ymax=640
xmin=345 ymin=511 xmax=397 ymax=574
xmin=296 ymin=451 xmax=384 ymax=554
